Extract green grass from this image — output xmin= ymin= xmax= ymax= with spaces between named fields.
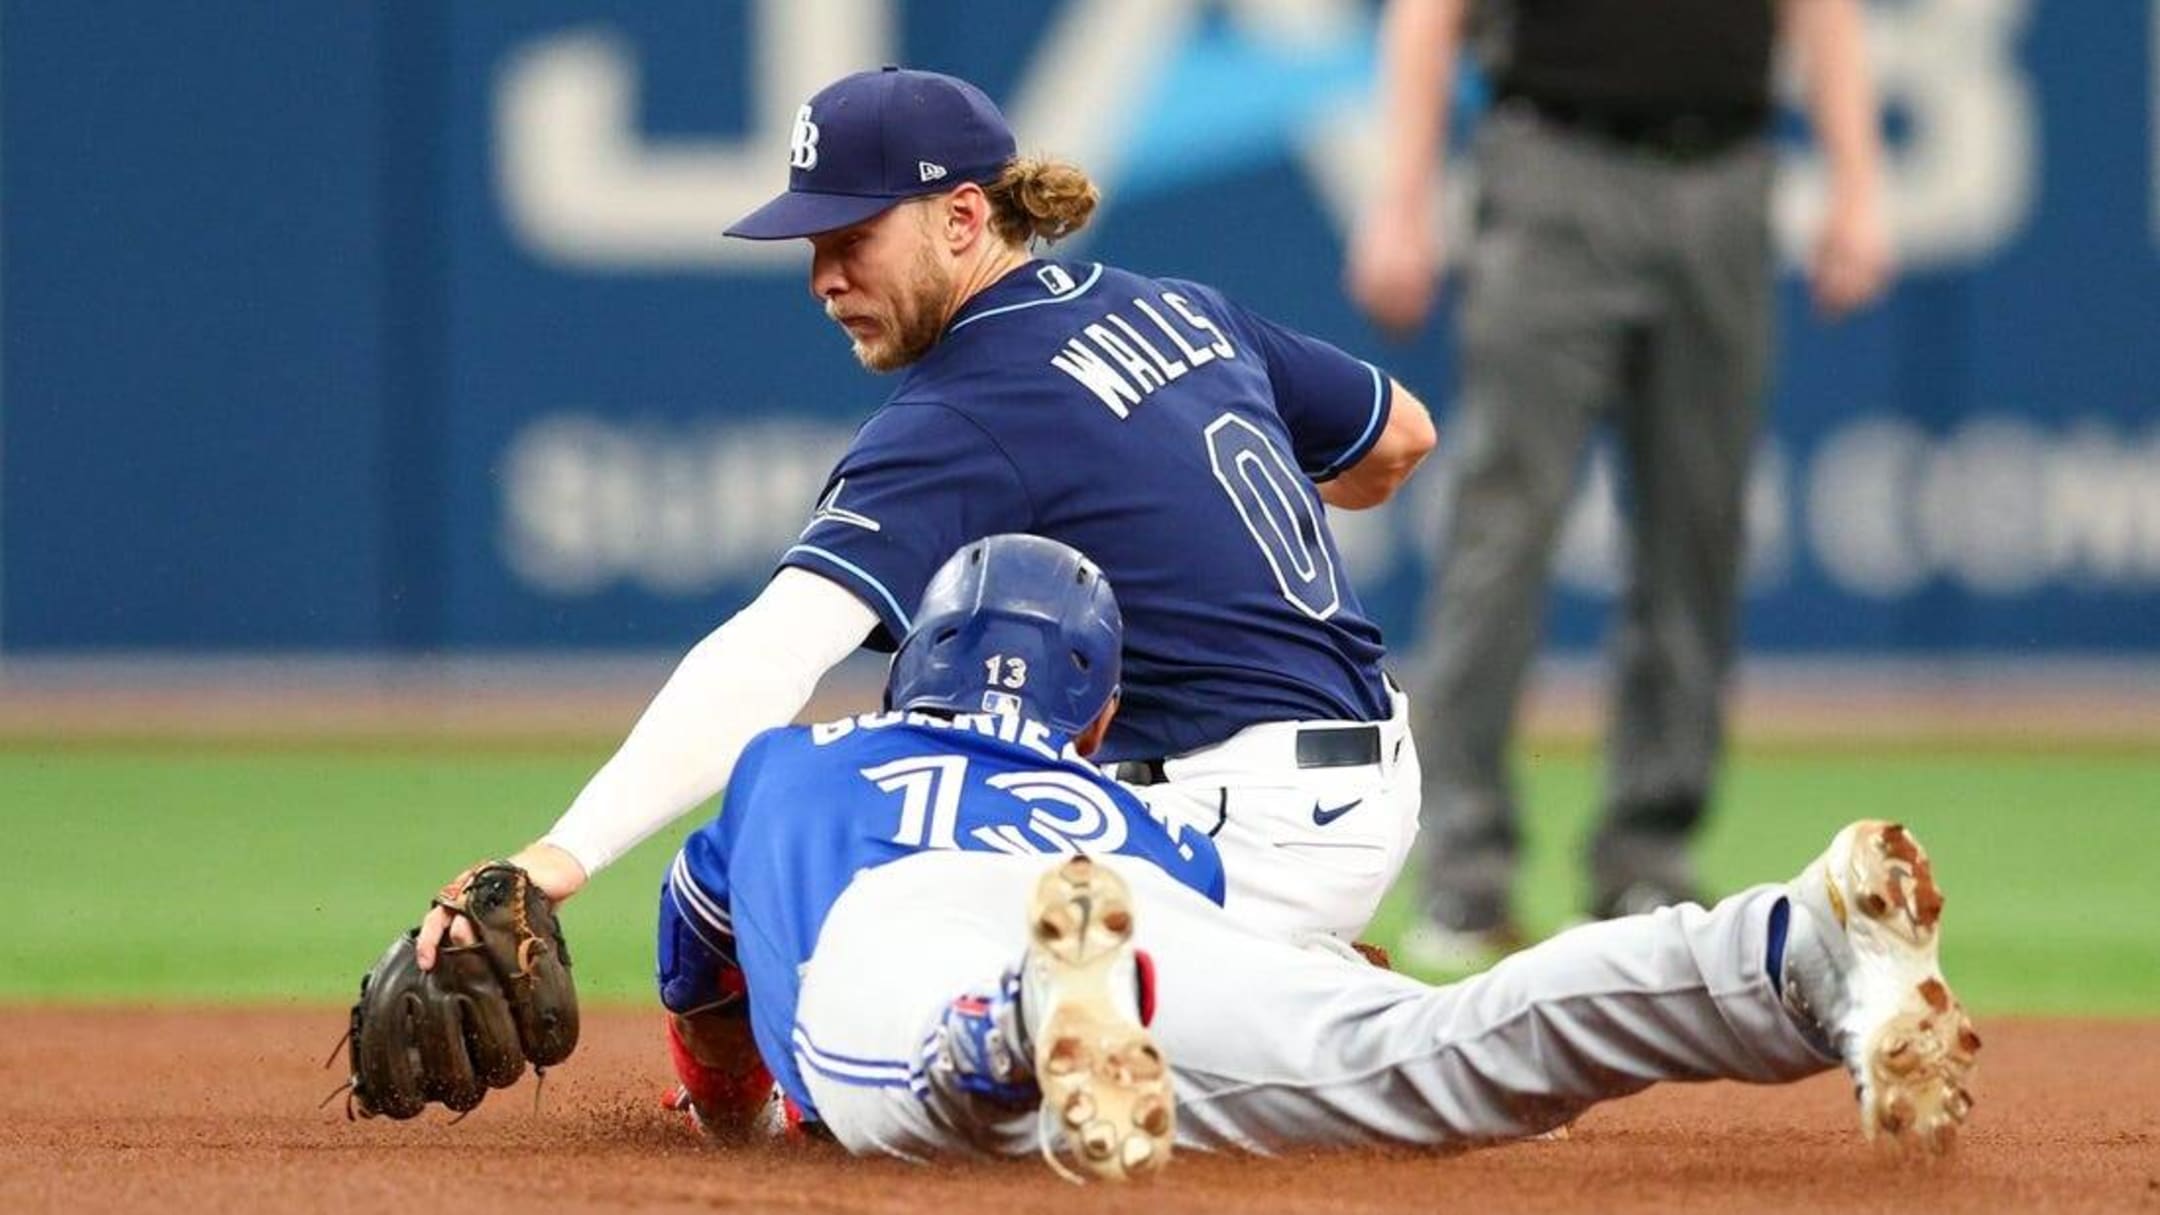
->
xmin=1 ymin=741 xmax=2153 ymax=1014
xmin=0 ymin=743 xmax=688 ymax=1004
xmin=1365 ymin=742 xmax=2160 ymax=1015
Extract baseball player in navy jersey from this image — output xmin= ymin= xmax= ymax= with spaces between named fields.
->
xmin=729 ymin=66 xmax=1434 ymax=949
xmin=414 ymin=65 xmax=1438 ymax=1132
xmin=659 ymin=534 xmax=1978 ymax=1181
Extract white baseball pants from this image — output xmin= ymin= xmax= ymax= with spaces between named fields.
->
xmin=1126 ymin=684 xmax=1421 ymax=942
xmin=793 ymin=851 xmax=1835 ymax=1161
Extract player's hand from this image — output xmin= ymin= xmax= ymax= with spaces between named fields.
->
xmin=1345 ymin=199 xmax=1443 ymax=338
xmin=415 ymin=842 xmax=588 ymax=971
xmin=1809 ymin=193 xmax=1893 ymax=319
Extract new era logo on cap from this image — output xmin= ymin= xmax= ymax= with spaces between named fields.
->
xmin=725 ymin=67 xmax=1019 ymax=241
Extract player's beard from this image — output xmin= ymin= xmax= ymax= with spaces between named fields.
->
xmin=842 ymin=239 xmax=954 ymax=373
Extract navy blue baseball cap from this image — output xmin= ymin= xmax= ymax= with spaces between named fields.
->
xmin=725 ymin=67 xmax=1018 ymax=241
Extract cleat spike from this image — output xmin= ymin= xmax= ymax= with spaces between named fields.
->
xmin=1045 ymin=1036 xmax=1086 ymax=1077
xmin=1882 ymin=1095 xmax=1914 ymax=1133
xmin=1912 ymin=878 xmax=1945 ymax=928
xmin=1918 ymin=979 xmax=1951 ymax=1012
xmin=1881 ymin=824 xmax=1917 ymax=862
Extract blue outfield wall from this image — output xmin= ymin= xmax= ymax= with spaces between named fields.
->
xmin=4 ymin=1 xmax=2157 ymax=655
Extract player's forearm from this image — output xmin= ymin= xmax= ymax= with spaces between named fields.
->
xmin=1372 ymin=0 xmax=1468 ymax=210
xmin=539 ymin=628 xmax=792 ymax=876
xmin=1788 ymin=0 xmax=1885 ymax=208
xmin=540 ymin=568 xmax=876 ymax=875
xmin=1318 ymin=379 xmax=1436 ymax=510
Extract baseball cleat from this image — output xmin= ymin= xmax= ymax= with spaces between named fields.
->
xmin=662 ymin=1011 xmax=813 ymax=1143
xmin=661 ymin=1081 xmax=812 ymax=1143
xmin=1022 ymin=855 xmax=1173 ymax=1183
xmin=1783 ymin=820 xmax=1980 ymax=1153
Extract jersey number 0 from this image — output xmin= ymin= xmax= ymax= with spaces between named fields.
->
xmin=1204 ymin=414 xmax=1342 ymax=621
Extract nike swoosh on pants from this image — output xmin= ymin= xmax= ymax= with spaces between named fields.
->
xmin=1311 ymin=799 xmax=1362 ymax=826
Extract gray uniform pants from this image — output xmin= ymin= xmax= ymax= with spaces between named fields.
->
xmin=1417 ymin=104 xmax=1775 ymax=921
xmin=796 ymin=852 xmax=1832 ymax=1158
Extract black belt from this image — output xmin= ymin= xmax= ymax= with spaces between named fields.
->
xmin=1505 ymin=93 xmax=1765 ymax=162
xmin=1116 ymin=724 xmax=1381 ymax=787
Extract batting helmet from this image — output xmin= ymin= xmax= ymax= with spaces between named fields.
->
xmin=888 ymin=534 xmax=1122 ymax=736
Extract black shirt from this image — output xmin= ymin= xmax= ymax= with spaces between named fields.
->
xmin=1482 ymin=0 xmax=1777 ymax=126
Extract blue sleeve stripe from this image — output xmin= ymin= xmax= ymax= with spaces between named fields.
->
xmin=1313 ymin=361 xmax=1389 ymax=481
xmin=668 ymin=854 xmax=733 ymax=933
xmin=782 ymin=544 xmax=913 ymax=634
xmin=947 ymin=263 xmax=1104 ymax=334
xmin=903 ymin=1030 xmax=944 ymax=1100
xmin=665 ymin=885 xmax=738 ymax=960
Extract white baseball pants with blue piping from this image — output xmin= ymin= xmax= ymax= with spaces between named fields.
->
xmin=793 ymin=851 xmax=1836 ymax=1160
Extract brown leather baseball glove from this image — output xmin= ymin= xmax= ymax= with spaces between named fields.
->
xmin=342 ymin=862 xmax=579 ymax=1119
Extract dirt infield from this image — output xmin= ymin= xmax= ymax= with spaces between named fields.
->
xmin=2 ymin=1009 xmax=2151 ymax=1213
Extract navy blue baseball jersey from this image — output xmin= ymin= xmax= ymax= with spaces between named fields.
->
xmin=658 ymin=708 xmax=1225 ymax=1119
xmin=782 ymin=259 xmax=1395 ymax=763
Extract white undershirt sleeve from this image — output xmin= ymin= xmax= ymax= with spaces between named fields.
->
xmin=540 ymin=567 xmax=880 ymax=876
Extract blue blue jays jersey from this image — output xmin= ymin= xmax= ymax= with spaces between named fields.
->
xmin=659 ymin=709 xmax=1226 ymax=1119
xmin=780 ymin=260 xmax=1395 ymax=763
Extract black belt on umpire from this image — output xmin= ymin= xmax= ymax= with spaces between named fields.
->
xmin=1502 ymin=91 xmax=1767 ymax=163
xmin=1114 ymin=724 xmax=1382 ymax=788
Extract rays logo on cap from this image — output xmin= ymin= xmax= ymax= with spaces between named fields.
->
xmin=789 ymin=105 xmax=820 ymax=171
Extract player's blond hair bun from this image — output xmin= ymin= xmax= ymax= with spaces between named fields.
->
xmin=986 ymin=156 xmax=1099 ymax=246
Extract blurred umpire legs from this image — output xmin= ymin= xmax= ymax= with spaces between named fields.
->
xmin=1404 ymin=108 xmax=1772 ymax=971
